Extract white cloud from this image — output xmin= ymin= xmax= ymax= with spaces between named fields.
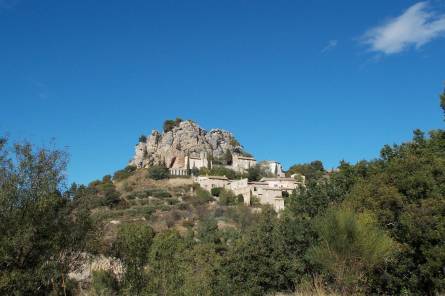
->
xmin=321 ymin=40 xmax=338 ymax=53
xmin=362 ymin=2 xmax=445 ymax=55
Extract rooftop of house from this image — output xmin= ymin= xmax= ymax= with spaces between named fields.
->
xmin=203 ymin=175 xmax=229 ymax=180
xmin=248 ymin=181 xmax=268 ymax=185
xmin=260 ymin=177 xmax=298 ymax=182
xmin=235 ymin=155 xmax=256 ymax=160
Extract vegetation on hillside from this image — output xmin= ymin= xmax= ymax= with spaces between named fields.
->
xmin=1 ymin=89 xmax=444 ymax=295
xmin=163 ymin=117 xmax=183 ymax=133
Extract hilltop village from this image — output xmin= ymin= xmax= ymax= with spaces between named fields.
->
xmin=130 ymin=119 xmax=305 ymax=210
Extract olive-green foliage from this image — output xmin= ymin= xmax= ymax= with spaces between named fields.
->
xmin=113 ymin=165 xmax=136 ymax=182
xmin=163 ymin=118 xmax=183 ymax=133
xmin=0 ymin=140 xmax=91 ymax=295
xmin=199 ymin=165 xmax=239 ymax=179
xmin=196 ymin=218 xmax=220 ymax=244
xmin=89 ymin=176 xmax=122 ymax=208
xmin=218 ymin=189 xmax=242 ymax=206
xmin=147 ymin=230 xmax=188 ymax=296
xmin=246 ymin=164 xmax=271 ymax=181
xmin=182 ymin=243 xmax=225 ymax=296
xmin=223 ymin=207 xmax=295 ymax=295
xmin=210 ymin=187 xmax=222 ymax=197
xmin=91 ymin=270 xmax=118 ymax=296
xmin=190 ymin=167 xmax=199 ymax=176
xmin=226 ymin=205 xmax=258 ymax=231
xmin=307 ymin=207 xmax=395 ymax=293
xmin=148 ymin=165 xmax=170 ymax=180
xmin=195 ymin=186 xmax=214 ymax=202
xmin=287 ymin=160 xmax=325 ymax=182
xmin=127 ymin=188 xmax=171 ymax=199
xmin=138 ymin=135 xmax=147 ymax=143
xmin=113 ymin=223 xmax=154 ymax=295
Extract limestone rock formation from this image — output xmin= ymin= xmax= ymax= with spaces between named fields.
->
xmin=130 ymin=120 xmax=251 ymax=169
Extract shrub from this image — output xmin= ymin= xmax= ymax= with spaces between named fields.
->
xmin=246 ymin=164 xmax=271 ymax=181
xmin=163 ymin=117 xmax=183 ymax=133
xmin=307 ymin=207 xmax=395 ymax=294
xmin=199 ymin=166 xmax=239 ymax=179
xmin=177 ymin=202 xmax=189 ymax=211
xmin=236 ymin=194 xmax=244 ymax=203
xmin=144 ymin=206 xmax=156 ymax=219
xmin=226 ymin=204 xmax=257 ymax=230
xmin=113 ymin=165 xmax=137 ymax=182
xmin=211 ymin=187 xmax=223 ymax=197
xmin=196 ymin=187 xmax=214 ymax=202
xmin=121 ymin=181 xmax=133 ymax=193
xmin=190 ymin=167 xmax=200 ymax=176
xmin=91 ymin=270 xmax=118 ymax=296
xmin=102 ymin=175 xmax=112 ymax=183
xmin=102 ymin=188 xmax=121 ymax=208
xmin=148 ymin=165 xmax=170 ymax=180
xmin=113 ymin=224 xmax=154 ymax=294
xmin=182 ymin=219 xmax=195 ymax=228
xmin=148 ymin=188 xmax=171 ymax=198
xmin=219 ymin=189 xmax=239 ymax=206
xmin=138 ymin=135 xmax=147 ymax=142
xmin=165 ymin=198 xmax=179 ymax=205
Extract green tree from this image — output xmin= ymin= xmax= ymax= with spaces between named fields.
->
xmin=138 ymin=135 xmax=147 ymax=143
xmin=307 ymin=207 xmax=395 ymax=294
xmin=246 ymin=164 xmax=270 ymax=181
xmin=0 ymin=139 xmax=91 ymax=295
xmin=224 ymin=207 xmax=294 ymax=295
xmin=287 ymin=160 xmax=325 ymax=182
xmin=113 ymin=165 xmax=137 ymax=182
xmin=163 ymin=117 xmax=183 ymax=133
xmin=199 ymin=165 xmax=239 ymax=179
xmin=148 ymin=165 xmax=170 ymax=180
xmin=147 ymin=230 xmax=187 ymax=296
xmin=113 ymin=223 xmax=154 ymax=295
xmin=182 ymin=243 xmax=226 ymax=296
xmin=90 ymin=270 xmax=118 ymax=296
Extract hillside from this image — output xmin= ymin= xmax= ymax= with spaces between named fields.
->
xmin=1 ymin=91 xmax=445 ymax=295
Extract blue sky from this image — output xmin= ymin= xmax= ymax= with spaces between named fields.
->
xmin=1 ymin=0 xmax=444 ymax=185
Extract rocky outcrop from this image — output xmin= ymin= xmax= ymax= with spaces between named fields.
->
xmin=130 ymin=120 xmax=251 ymax=169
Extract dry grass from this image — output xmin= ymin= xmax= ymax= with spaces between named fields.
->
xmin=114 ymin=169 xmax=193 ymax=193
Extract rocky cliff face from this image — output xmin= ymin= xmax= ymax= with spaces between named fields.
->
xmin=130 ymin=120 xmax=250 ymax=169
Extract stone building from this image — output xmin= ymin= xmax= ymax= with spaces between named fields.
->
xmin=195 ymin=175 xmax=230 ymax=191
xmin=194 ymin=175 xmax=305 ymax=211
xmin=185 ymin=151 xmax=210 ymax=170
xmin=232 ymin=155 xmax=256 ymax=172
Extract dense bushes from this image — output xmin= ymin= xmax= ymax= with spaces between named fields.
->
xmin=195 ymin=186 xmax=214 ymax=202
xmin=113 ymin=223 xmax=154 ymax=294
xmin=218 ymin=189 xmax=243 ymax=205
xmin=138 ymin=135 xmax=147 ymax=143
xmin=0 ymin=140 xmax=92 ymax=295
xmin=246 ymin=164 xmax=271 ymax=181
xmin=307 ymin=207 xmax=395 ymax=294
xmin=199 ymin=165 xmax=239 ymax=179
xmin=113 ymin=165 xmax=136 ymax=181
xmin=163 ymin=117 xmax=183 ymax=133
xmin=148 ymin=165 xmax=170 ymax=180
xmin=210 ymin=187 xmax=222 ymax=196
